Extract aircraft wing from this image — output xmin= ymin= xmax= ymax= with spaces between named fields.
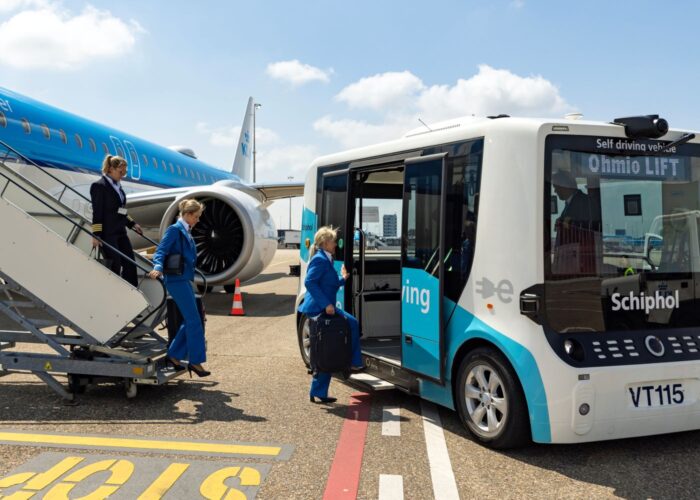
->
xmin=249 ymin=182 xmax=305 ymax=201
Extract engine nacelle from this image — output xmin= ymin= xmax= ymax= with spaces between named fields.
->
xmin=159 ymin=184 xmax=277 ymax=284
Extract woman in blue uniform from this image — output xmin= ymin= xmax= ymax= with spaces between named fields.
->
xmin=300 ymin=226 xmax=364 ymax=403
xmin=148 ymin=199 xmax=210 ymax=377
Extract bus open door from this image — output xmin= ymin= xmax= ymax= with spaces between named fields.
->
xmin=400 ymin=154 xmax=447 ymax=383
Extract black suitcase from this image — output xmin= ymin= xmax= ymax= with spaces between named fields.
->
xmin=166 ymin=294 xmax=205 ymax=346
xmin=309 ymin=313 xmax=352 ymax=374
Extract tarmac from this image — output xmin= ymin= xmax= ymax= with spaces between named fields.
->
xmin=0 ymin=249 xmax=699 ymax=499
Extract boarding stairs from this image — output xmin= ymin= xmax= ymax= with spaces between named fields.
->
xmin=0 ymin=140 xmax=184 ymax=401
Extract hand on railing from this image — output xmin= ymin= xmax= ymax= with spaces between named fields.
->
xmin=133 ymin=224 xmax=144 ymax=236
xmin=148 ymin=270 xmax=162 ymax=280
xmin=92 ymin=238 xmax=102 ymax=248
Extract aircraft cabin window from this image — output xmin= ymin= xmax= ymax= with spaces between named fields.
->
xmin=88 ymin=138 xmax=97 ymax=153
xmin=196 ymin=171 xmax=201 ymax=181
xmin=142 ymin=154 xmax=148 ymax=166
xmin=161 ymin=159 xmax=167 ymax=171
xmin=74 ymin=134 xmax=83 ymax=148
xmin=183 ymin=167 xmax=188 ymax=177
xmin=21 ymin=118 xmax=31 ymax=134
xmin=40 ymin=124 xmax=50 ymax=140
xmin=152 ymin=157 xmax=157 ymax=169
xmin=169 ymin=162 xmax=175 ymax=173
xmin=177 ymin=165 xmax=182 ymax=175
xmin=101 ymin=142 xmax=109 ymax=155
xmin=59 ymin=129 xmax=67 ymax=144
xmin=0 ymin=111 xmax=6 ymax=128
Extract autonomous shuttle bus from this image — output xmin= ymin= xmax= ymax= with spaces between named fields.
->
xmin=295 ymin=113 xmax=700 ymax=447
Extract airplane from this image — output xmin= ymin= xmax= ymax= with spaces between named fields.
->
xmin=0 ymin=86 xmax=303 ymax=290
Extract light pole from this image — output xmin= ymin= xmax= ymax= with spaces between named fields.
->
xmin=287 ymin=176 xmax=294 ymax=229
xmin=253 ymin=102 xmax=262 ymax=183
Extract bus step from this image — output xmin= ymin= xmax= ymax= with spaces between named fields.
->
xmin=349 ymin=372 xmax=395 ymax=391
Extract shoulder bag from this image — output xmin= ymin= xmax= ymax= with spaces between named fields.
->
xmin=163 ymin=230 xmax=186 ymax=276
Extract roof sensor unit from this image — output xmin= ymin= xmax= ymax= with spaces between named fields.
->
xmin=613 ymin=115 xmax=669 ymax=139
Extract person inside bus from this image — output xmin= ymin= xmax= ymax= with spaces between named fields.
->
xmin=300 ymin=226 xmax=364 ymax=404
xmin=552 ymin=170 xmax=600 ymax=274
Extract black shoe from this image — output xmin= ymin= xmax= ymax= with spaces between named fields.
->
xmin=350 ymin=365 xmax=366 ymax=373
xmin=167 ymin=358 xmax=186 ymax=372
xmin=309 ymin=395 xmax=337 ymax=404
xmin=188 ymin=364 xmax=211 ymax=378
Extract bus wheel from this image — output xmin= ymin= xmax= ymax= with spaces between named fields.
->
xmin=296 ymin=315 xmax=311 ymax=367
xmin=455 ymin=347 xmax=530 ymax=449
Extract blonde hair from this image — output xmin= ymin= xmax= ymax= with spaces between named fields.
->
xmin=310 ymin=226 xmax=337 ymax=256
xmin=178 ymin=198 xmax=205 ymax=217
xmin=101 ymin=155 xmax=127 ymax=174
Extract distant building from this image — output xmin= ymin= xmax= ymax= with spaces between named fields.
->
xmin=383 ymin=214 xmax=397 ymax=237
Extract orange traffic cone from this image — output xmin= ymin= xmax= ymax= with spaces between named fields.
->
xmin=228 ymin=278 xmax=245 ymax=316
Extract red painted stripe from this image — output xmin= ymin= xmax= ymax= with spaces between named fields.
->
xmin=323 ymin=392 xmax=372 ymax=500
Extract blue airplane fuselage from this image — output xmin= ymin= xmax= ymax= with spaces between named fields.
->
xmin=0 ymin=87 xmax=238 ymax=189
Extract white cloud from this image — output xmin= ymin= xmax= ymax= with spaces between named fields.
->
xmin=0 ymin=3 xmax=143 ymax=70
xmin=196 ymin=122 xmax=279 ymax=148
xmin=256 ymin=144 xmax=319 ymax=182
xmin=316 ymin=65 xmax=573 ymax=149
xmin=266 ymin=59 xmax=332 ymax=86
xmin=335 ymin=71 xmax=425 ymax=110
xmin=0 ymin=0 xmax=47 ymax=13
xmin=313 ymin=115 xmax=408 ymax=150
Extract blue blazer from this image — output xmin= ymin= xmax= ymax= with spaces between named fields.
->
xmin=152 ymin=220 xmax=197 ymax=282
xmin=299 ymin=250 xmax=345 ymax=316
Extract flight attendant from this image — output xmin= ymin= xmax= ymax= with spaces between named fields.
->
xmin=90 ymin=155 xmax=143 ymax=287
xmin=149 ymin=199 xmax=210 ymax=377
xmin=300 ymin=226 xmax=364 ymax=404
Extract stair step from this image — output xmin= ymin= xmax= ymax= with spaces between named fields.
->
xmin=349 ymin=372 xmax=395 ymax=391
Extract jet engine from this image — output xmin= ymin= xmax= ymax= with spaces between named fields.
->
xmin=159 ymin=183 xmax=277 ymax=285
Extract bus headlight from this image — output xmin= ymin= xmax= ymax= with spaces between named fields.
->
xmin=564 ymin=339 xmax=585 ymax=362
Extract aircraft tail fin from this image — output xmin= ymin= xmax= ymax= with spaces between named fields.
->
xmin=231 ymin=97 xmax=255 ymax=182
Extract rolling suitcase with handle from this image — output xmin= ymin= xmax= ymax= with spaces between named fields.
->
xmin=309 ymin=313 xmax=352 ymax=374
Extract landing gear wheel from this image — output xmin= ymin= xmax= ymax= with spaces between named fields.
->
xmin=124 ymin=378 xmax=138 ymax=399
xmin=455 ymin=347 xmax=530 ymax=449
xmin=197 ymin=285 xmax=213 ymax=294
xmin=297 ymin=314 xmax=311 ymax=367
xmin=224 ymin=284 xmax=236 ymax=294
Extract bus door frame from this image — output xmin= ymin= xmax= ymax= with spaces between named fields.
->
xmin=400 ymin=153 xmax=447 ymax=384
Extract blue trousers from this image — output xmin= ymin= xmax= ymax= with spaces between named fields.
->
xmin=309 ymin=309 xmax=362 ymax=398
xmin=167 ymin=280 xmax=206 ymax=365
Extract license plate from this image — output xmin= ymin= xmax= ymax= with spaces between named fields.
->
xmin=628 ymin=382 xmax=685 ymax=408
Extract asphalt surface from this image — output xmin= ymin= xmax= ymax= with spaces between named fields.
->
xmin=1 ymin=249 xmax=699 ymax=499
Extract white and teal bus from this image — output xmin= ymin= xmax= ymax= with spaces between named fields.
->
xmin=295 ymin=113 xmax=700 ymax=448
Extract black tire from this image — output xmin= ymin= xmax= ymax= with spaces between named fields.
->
xmin=223 ymin=284 xmax=236 ymax=294
xmin=297 ymin=314 xmax=311 ymax=367
xmin=455 ymin=347 xmax=531 ymax=449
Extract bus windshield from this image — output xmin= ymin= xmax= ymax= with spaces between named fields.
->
xmin=544 ymin=134 xmax=700 ymax=333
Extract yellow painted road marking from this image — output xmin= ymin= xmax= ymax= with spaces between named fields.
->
xmin=137 ymin=463 xmax=190 ymax=500
xmin=0 ymin=432 xmax=282 ymax=458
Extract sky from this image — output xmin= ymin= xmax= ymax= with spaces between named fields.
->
xmin=1 ymin=0 xmax=700 ymax=229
